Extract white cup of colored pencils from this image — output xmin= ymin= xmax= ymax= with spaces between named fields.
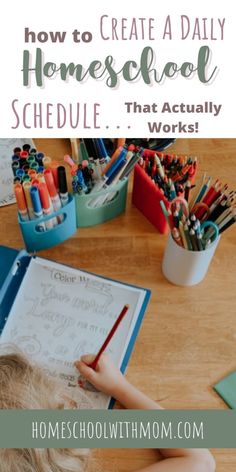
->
xmin=161 ymin=173 xmax=236 ymax=286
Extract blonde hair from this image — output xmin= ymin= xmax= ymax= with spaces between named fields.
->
xmin=0 ymin=349 xmax=89 ymax=472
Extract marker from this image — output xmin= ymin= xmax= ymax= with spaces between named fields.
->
xmin=22 ymin=144 xmax=31 ymax=153
xmin=30 ymin=162 xmax=39 ymax=173
xmin=42 ymin=156 xmax=52 ymax=169
xmin=16 ymin=169 xmax=25 ymax=180
xmin=44 ymin=169 xmax=63 ymax=221
xmin=11 ymin=161 xmax=20 ymax=176
xmin=36 ymin=173 xmax=46 ymax=183
xmin=58 ymin=166 xmax=69 ymax=206
xmin=30 ymin=186 xmax=46 ymax=232
xmin=13 ymin=147 xmax=21 ymax=156
xmin=22 ymin=181 xmax=35 ymax=219
xmin=38 ymin=182 xmax=56 ymax=229
xmin=49 ymin=160 xmax=59 ymax=190
xmin=28 ymin=169 xmax=37 ymax=180
xmin=14 ymin=184 xmax=29 ymax=221
xmin=20 ymin=150 xmax=28 ymax=159
xmin=22 ymin=164 xmax=30 ymax=173
xmin=22 ymin=174 xmax=31 ymax=183
xmin=36 ymin=152 xmax=44 ymax=166
xmin=27 ymin=155 xmax=36 ymax=166
xmin=31 ymin=178 xmax=40 ymax=187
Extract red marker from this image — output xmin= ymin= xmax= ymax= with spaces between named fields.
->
xmin=31 ymin=178 xmax=40 ymax=187
xmin=44 ymin=169 xmax=62 ymax=213
xmin=20 ymin=150 xmax=28 ymax=159
xmin=49 ymin=160 xmax=59 ymax=190
xmin=38 ymin=182 xmax=57 ymax=229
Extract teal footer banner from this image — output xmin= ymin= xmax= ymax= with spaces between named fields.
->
xmin=0 ymin=410 xmax=235 ymax=448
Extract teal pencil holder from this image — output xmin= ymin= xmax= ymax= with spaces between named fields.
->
xmin=75 ymin=179 xmax=128 ymax=227
xmin=18 ymin=194 xmax=77 ymax=253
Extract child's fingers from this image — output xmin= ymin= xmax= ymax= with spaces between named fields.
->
xmin=81 ymin=354 xmax=96 ymax=365
xmin=77 ymin=361 xmax=97 ymax=383
xmin=74 ymin=355 xmax=95 ymax=369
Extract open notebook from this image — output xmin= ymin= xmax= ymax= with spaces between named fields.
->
xmin=0 ymin=255 xmax=150 ymax=409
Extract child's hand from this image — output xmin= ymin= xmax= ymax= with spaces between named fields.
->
xmin=74 ymin=354 xmax=128 ymax=398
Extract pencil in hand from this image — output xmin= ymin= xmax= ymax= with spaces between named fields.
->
xmin=77 ymin=304 xmax=129 ymax=391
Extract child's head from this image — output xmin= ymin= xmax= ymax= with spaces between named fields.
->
xmin=0 ymin=350 xmax=89 ymax=472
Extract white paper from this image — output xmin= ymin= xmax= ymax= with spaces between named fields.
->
xmin=0 ymin=257 xmax=147 ymax=409
xmin=0 ymin=139 xmax=34 ymax=207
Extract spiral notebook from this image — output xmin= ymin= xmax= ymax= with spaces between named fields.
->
xmin=0 ymin=246 xmax=150 ymax=409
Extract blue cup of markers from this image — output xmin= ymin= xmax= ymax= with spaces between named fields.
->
xmin=18 ymin=194 xmax=77 ymax=253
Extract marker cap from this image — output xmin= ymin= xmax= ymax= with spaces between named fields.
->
xmin=44 ymin=169 xmax=57 ymax=198
xmin=20 ymin=151 xmax=28 ymax=159
xmin=28 ymin=169 xmax=37 ymax=180
xmin=38 ymin=182 xmax=51 ymax=210
xmin=13 ymin=147 xmax=21 ymax=156
xmin=30 ymin=186 xmax=42 ymax=213
xmin=58 ymin=166 xmax=68 ymax=194
xmin=31 ymin=178 xmax=40 ymax=187
xmin=14 ymin=184 xmax=27 ymax=211
xmin=49 ymin=160 xmax=59 ymax=189
xmin=23 ymin=144 xmax=31 ymax=152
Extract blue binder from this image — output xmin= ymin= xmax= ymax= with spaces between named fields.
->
xmin=0 ymin=245 xmax=151 ymax=409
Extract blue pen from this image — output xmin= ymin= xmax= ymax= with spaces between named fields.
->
xmin=106 ymin=159 xmax=127 ymax=185
xmin=106 ymin=148 xmax=128 ymax=180
xmin=90 ymin=147 xmax=128 ymax=193
xmin=30 ymin=186 xmax=46 ymax=232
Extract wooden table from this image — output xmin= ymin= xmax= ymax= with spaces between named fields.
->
xmin=1 ymin=138 xmax=236 ymax=471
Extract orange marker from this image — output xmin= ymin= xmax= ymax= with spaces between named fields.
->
xmin=49 ymin=160 xmax=59 ymax=190
xmin=44 ymin=169 xmax=63 ymax=222
xmin=14 ymin=183 xmax=29 ymax=221
xmin=28 ymin=169 xmax=37 ymax=180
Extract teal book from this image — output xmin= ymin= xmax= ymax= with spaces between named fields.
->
xmin=214 ymin=372 xmax=236 ymax=409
